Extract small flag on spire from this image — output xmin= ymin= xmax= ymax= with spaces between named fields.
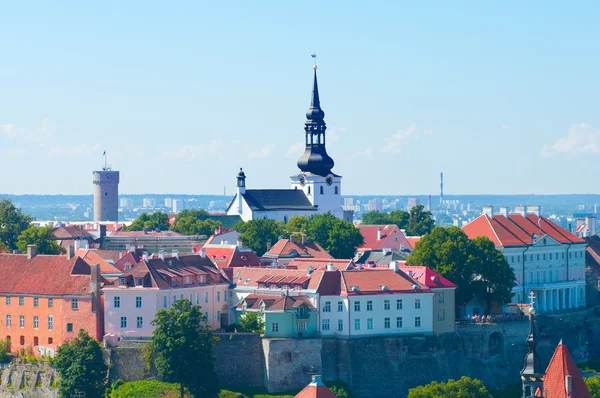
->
xmin=103 ymin=150 xmax=106 ymax=157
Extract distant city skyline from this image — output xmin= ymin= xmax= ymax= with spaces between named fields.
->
xmin=1 ymin=2 xmax=599 ymax=195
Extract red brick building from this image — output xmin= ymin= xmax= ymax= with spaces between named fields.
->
xmin=0 ymin=246 xmax=102 ymax=356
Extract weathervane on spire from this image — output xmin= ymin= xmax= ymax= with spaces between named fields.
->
xmin=311 ymin=53 xmax=317 ymax=70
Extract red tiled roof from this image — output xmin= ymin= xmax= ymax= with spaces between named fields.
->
xmin=398 ymin=266 xmax=456 ymax=288
xmin=585 ymin=236 xmax=600 ymax=277
xmin=230 ymin=268 xmax=315 ymax=289
xmin=264 ymin=239 xmax=333 ymax=259
xmin=201 ymin=245 xmax=261 ymax=268
xmin=0 ymin=254 xmax=94 ymax=295
xmin=287 ymin=258 xmax=354 ymax=271
xmin=294 ymin=378 xmax=337 ymax=398
xmin=52 ymin=226 xmax=94 ymax=239
xmin=462 ymin=214 xmax=585 ymax=247
xmin=340 ymin=269 xmax=430 ymax=295
xmin=542 ymin=341 xmax=591 ymax=398
xmin=357 ymin=224 xmax=411 ymax=251
xmin=75 ymin=249 xmax=121 ymax=274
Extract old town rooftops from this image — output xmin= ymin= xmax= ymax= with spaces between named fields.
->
xmin=264 ymin=238 xmax=332 ymax=259
xmin=463 ymin=213 xmax=584 ymax=247
xmin=541 ymin=340 xmax=591 ymax=398
xmin=317 ymin=269 xmax=431 ymax=296
xmin=104 ymin=254 xmax=229 ymax=289
xmin=0 ymin=253 xmax=98 ymax=296
xmin=397 ymin=266 xmax=456 ymax=289
xmin=231 ymin=268 xmax=323 ymax=290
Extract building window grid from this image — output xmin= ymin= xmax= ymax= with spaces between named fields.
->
xmin=19 ymin=296 xmax=24 ymax=306
xmin=72 ymin=299 xmax=79 ymax=310
xmin=367 ymin=318 xmax=373 ymax=330
xmin=33 ymin=297 xmax=38 ymax=307
xmin=33 ymin=316 xmax=38 ymax=329
xmin=48 ymin=298 xmax=53 ymax=308
xmin=5 ymin=315 xmax=10 ymax=328
xmin=323 ymin=301 xmax=331 ymax=312
xmin=367 ymin=301 xmax=373 ymax=311
xmin=415 ymin=317 xmax=421 ymax=328
xmin=120 ymin=317 xmax=127 ymax=328
xmin=384 ymin=317 xmax=391 ymax=329
xmin=272 ymin=322 xmax=279 ymax=332
xmin=396 ymin=317 xmax=402 ymax=328
xmin=136 ymin=296 xmax=142 ymax=308
xmin=384 ymin=300 xmax=390 ymax=310
xmin=354 ymin=319 xmax=360 ymax=330
xmin=114 ymin=297 xmax=120 ymax=308
xmin=19 ymin=315 xmax=24 ymax=328
xmin=337 ymin=301 xmax=343 ymax=312
xmin=137 ymin=317 xmax=143 ymax=328
xmin=322 ymin=319 xmax=330 ymax=331
xmin=5 ymin=296 xmax=10 ymax=305
xmin=415 ymin=299 xmax=421 ymax=309
xmin=48 ymin=315 xmax=53 ymax=331
xmin=397 ymin=299 xmax=403 ymax=310
xmin=354 ymin=301 xmax=360 ymax=312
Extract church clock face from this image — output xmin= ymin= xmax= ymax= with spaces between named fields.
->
xmin=299 ymin=175 xmax=306 ymax=186
xmin=325 ymin=176 xmax=333 ymax=186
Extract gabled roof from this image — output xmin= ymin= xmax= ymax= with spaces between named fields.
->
xmin=317 ymin=269 xmax=431 ymax=296
xmin=200 ymin=244 xmax=260 ymax=268
xmin=104 ymin=254 xmax=230 ymax=290
xmin=235 ymin=189 xmax=317 ymax=212
xmin=237 ymin=293 xmax=314 ymax=312
xmin=264 ymin=239 xmax=332 ymax=260
xmin=405 ymin=236 xmax=421 ymax=250
xmin=542 ymin=341 xmax=591 ymax=398
xmin=75 ymin=249 xmax=121 ymax=275
xmin=286 ymin=258 xmax=353 ymax=271
xmin=108 ymin=230 xmax=186 ymax=238
xmin=357 ymin=224 xmax=411 ymax=251
xmin=0 ymin=254 xmax=95 ymax=296
xmin=294 ymin=377 xmax=338 ymax=398
xmin=397 ymin=265 xmax=456 ymax=288
xmin=52 ymin=226 xmax=95 ymax=240
xmin=114 ymin=251 xmax=142 ymax=272
xmin=462 ymin=214 xmax=585 ymax=247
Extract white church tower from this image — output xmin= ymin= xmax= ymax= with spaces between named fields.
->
xmin=290 ymin=65 xmax=344 ymax=220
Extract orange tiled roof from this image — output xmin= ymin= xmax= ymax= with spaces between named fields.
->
xmin=286 ymin=258 xmax=354 ymax=271
xmin=357 ymin=224 xmax=411 ymax=251
xmin=265 ymin=239 xmax=333 ymax=259
xmin=397 ymin=266 xmax=456 ymax=288
xmin=75 ymin=249 xmax=121 ymax=274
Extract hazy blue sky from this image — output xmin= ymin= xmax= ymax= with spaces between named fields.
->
xmin=1 ymin=2 xmax=599 ymax=195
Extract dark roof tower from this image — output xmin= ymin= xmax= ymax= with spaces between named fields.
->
xmin=297 ymin=66 xmax=335 ymax=177
xmin=521 ymin=295 xmax=544 ymax=398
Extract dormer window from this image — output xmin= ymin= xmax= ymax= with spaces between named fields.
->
xmin=136 ymin=278 xmax=143 ymax=286
xmin=125 ymin=263 xmax=131 ymax=271
xmin=119 ymin=277 xmax=126 ymax=286
xmin=171 ymin=279 xmax=177 ymax=287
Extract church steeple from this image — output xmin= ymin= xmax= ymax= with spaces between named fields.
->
xmin=521 ymin=292 xmax=544 ymax=398
xmin=297 ymin=65 xmax=335 ymax=177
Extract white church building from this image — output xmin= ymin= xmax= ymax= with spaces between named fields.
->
xmin=226 ymin=66 xmax=351 ymax=223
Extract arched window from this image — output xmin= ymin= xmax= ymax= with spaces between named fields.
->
xmin=334 ymin=186 xmax=339 ymax=195
xmin=320 ymin=186 xmax=324 ymax=195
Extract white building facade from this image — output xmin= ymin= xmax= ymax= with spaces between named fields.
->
xmin=463 ymin=206 xmax=587 ymax=313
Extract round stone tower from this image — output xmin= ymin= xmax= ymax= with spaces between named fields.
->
xmin=93 ymin=169 xmax=119 ymax=221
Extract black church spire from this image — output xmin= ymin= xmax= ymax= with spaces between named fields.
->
xmin=297 ymin=66 xmax=335 ymax=177
xmin=521 ymin=293 xmax=544 ymax=398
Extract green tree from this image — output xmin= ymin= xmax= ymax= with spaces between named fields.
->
xmin=0 ymin=338 xmax=10 ymax=363
xmin=237 ymin=312 xmax=265 ymax=333
xmin=0 ymin=241 xmax=9 ymax=253
xmin=126 ymin=212 xmax=170 ymax=231
xmin=16 ymin=225 xmax=64 ymax=255
xmin=0 ymin=199 xmax=34 ymax=250
xmin=235 ymin=219 xmax=283 ymax=256
xmin=361 ymin=210 xmax=395 ymax=226
xmin=151 ymin=299 xmax=219 ymax=398
xmin=406 ymin=204 xmax=435 ymax=236
xmin=53 ymin=329 xmax=108 ymax=398
xmin=284 ymin=215 xmax=309 ymax=235
xmin=170 ymin=211 xmax=222 ymax=237
xmin=408 ymin=376 xmax=493 ymax=398
xmin=407 ymin=227 xmax=515 ymax=310
xmin=585 ymin=375 xmax=600 ymax=398
xmin=303 ymin=213 xmax=364 ymax=259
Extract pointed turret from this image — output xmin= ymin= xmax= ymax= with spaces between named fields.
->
xmin=521 ymin=297 xmax=544 ymax=398
xmin=297 ymin=66 xmax=335 ymax=177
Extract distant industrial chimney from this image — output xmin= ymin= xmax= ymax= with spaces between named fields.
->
xmin=440 ymin=172 xmax=444 ymax=205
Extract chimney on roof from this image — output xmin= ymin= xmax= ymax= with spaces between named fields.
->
xmin=307 ymin=265 xmax=313 ymax=275
xmin=66 ymin=245 xmax=75 ymax=260
xmin=237 ymin=239 xmax=243 ymax=248
xmin=142 ymin=251 xmax=149 ymax=261
xmin=289 ymin=234 xmax=294 ymax=243
xmin=159 ymin=250 xmax=165 ymax=261
xmin=515 ymin=205 xmax=526 ymax=216
xmin=389 ymin=261 xmax=399 ymax=273
xmin=311 ymin=375 xmax=323 ymax=385
xmin=99 ymin=224 xmax=107 ymax=239
xmin=565 ymin=375 xmax=572 ymax=395
xmin=301 ymin=234 xmax=306 ymax=245
xmin=528 ymin=205 xmax=541 ymax=217
xmin=200 ymin=248 xmax=206 ymax=258
xmin=326 ymin=263 xmax=334 ymax=272
xmin=171 ymin=250 xmax=179 ymax=260
xmin=482 ymin=205 xmax=494 ymax=218
xmin=499 ymin=206 xmax=508 ymax=217
xmin=356 ymin=263 xmax=362 ymax=271
xmin=27 ymin=245 xmax=37 ymax=260
xmin=266 ymin=242 xmax=272 ymax=251
xmin=377 ymin=228 xmax=382 ymax=240
xmin=90 ymin=263 xmax=101 ymax=314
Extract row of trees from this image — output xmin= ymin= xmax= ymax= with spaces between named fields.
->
xmin=235 ymin=212 xmax=364 ymax=257
xmin=126 ymin=209 xmax=223 ymax=237
xmin=361 ymin=204 xmax=435 ymax=236
xmin=0 ymin=200 xmax=63 ymax=255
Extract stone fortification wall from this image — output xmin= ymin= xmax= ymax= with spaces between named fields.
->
xmin=0 ymin=363 xmax=58 ymax=398
xmin=108 ymin=333 xmax=265 ymax=389
xmin=262 ymin=338 xmax=322 ymax=393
